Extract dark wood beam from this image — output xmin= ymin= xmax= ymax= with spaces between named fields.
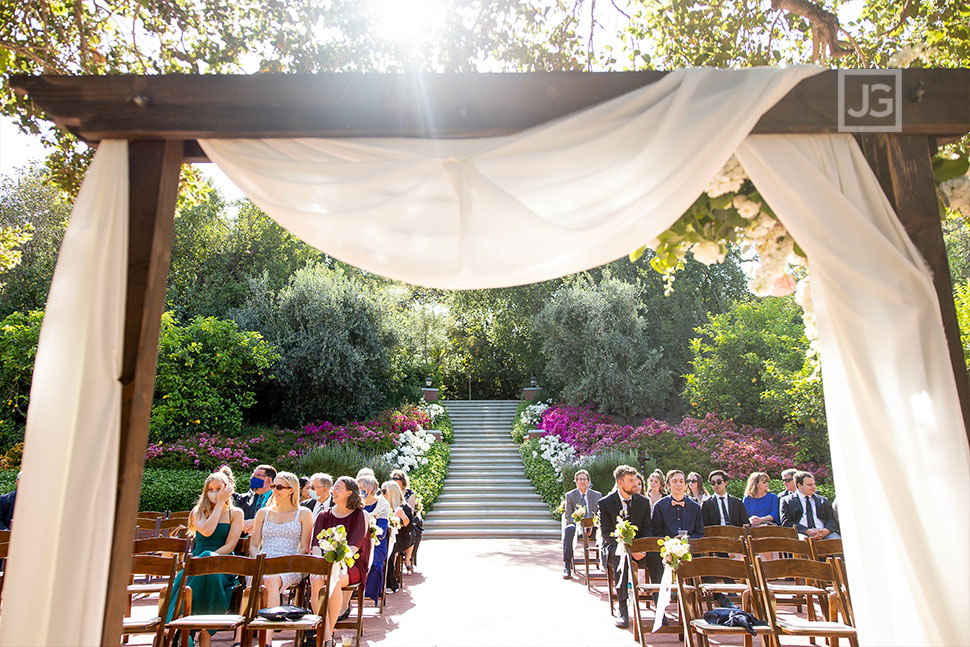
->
xmin=101 ymin=140 xmax=182 ymax=647
xmin=10 ymin=70 xmax=970 ymax=157
xmin=857 ymin=133 xmax=970 ymax=445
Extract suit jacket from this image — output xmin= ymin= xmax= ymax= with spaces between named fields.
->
xmin=701 ymin=493 xmax=749 ymax=527
xmin=563 ymin=487 xmax=601 ymax=524
xmin=232 ymin=490 xmax=270 ymax=520
xmin=598 ymin=491 xmax=652 ymax=550
xmin=781 ymin=492 xmax=840 ymax=534
xmin=0 ymin=489 xmax=16 ymax=530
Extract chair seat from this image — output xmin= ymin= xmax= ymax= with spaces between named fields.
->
xmin=248 ymin=614 xmax=323 ymax=630
xmin=698 ymin=583 xmax=748 ymax=593
xmin=690 ymin=619 xmax=773 ymax=634
xmin=122 ymin=616 xmax=161 ymax=632
xmin=768 ymin=583 xmax=828 ymax=595
xmin=777 ymin=618 xmax=857 ymax=636
xmin=637 ymin=583 xmax=662 ymax=591
xmin=167 ymin=614 xmax=247 ymax=629
xmin=128 ymin=582 xmax=167 ymax=594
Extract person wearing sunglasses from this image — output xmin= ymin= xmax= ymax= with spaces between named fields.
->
xmin=685 ymin=471 xmax=709 ymax=506
xmin=701 ymin=470 xmax=749 ymax=527
xmin=777 ymin=468 xmax=798 ymax=505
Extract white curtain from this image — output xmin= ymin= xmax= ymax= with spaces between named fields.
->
xmin=0 ymin=141 xmax=127 ymax=646
xmin=6 ymin=68 xmax=968 ymax=646
xmin=737 ymin=134 xmax=970 ymax=646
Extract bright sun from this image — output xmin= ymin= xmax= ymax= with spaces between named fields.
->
xmin=373 ymin=0 xmax=446 ymax=43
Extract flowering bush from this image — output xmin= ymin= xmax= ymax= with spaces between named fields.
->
xmin=520 ymin=400 xmax=551 ymax=428
xmin=519 ymin=438 xmax=565 ymax=513
xmin=381 ymin=427 xmax=436 ymax=472
xmin=538 ymin=404 xmax=613 ymax=452
xmin=535 ymin=434 xmax=576 ymax=479
xmin=407 ymin=441 xmax=450 ymax=512
xmin=419 ymin=401 xmax=453 ymax=443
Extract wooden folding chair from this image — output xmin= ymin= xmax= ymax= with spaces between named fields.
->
xmin=579 ymin=517 xmax=608 ymax=593
xmin=128 ymin=537 xmax=191 ymax=617
xmin=627 ymin=538 xmax=681 ymax=645
xmin=0 ymin=540 xmax=8 ymax=599
xmin=133 ymin=536 xmax=191 ymax=557
xmin=135 ymin=517 xmax=162 ymax=539
xmin=333 ymin=579 xmax=366 ymax=647
xmin=809 ymin=537 xmax=844 ymax=561
xmin=245 ymin=555 xmax=331 ymax=647
xmin=676 ymin=556 xmax=774 ymax=647
xmin=754 ymin=557 xmax=858 ymax=647
xmin=122 ymin=554 xmax=179 ymax=647
xmin=829 ymin=557 xmax=855 ymax=627
xmin=157 ymin=517 xmax=188 ymax=538
xmin=703 ymin=525 xmax=745 ymax=538
xmin=746 ymin=537 xmax=825 ymax=621
xmin=688 ymin=536 xmax=749 ymax=610
xmin=165 ymin=553 xmax=265 ymax=647
xmin=138 ymin=511 xmax=166 ymax=520
xmin=745 ymin=525 xmax=798 ymax=540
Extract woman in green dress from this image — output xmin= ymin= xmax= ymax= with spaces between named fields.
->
xmin=169 ymin=469 xmax=244 ymax=647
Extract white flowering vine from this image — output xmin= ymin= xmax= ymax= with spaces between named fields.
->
xmin=537 ymin=434 xmax=576 ymax=479
xmin=420 ymin=402 xmax=446 ymax=424
xmin=382 ymin=427 xmax=435 ymax=472
xmin=519 ymin=400 xmax=551 ymax=428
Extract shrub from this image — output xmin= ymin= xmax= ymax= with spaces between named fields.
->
xmin=0 ymin=442 xmax=23 ymax=469
xmin=408 ymin=441 xmax=450 ymax=512
xmin=519 ymin=438 xmax=564 ymax=514
xmin=421 ymin=403 xmax=453 ymax=443
xmin=150 ymin=312 xmax=279 ymax=442
xmin=534 ymin=273 xmax=672 ymax=419
xmin=0 ymin=418 xmax=24 ymax=455
xmin=0 ymin=468 xmax=17 ymax=493
xmin=561 ymin=448 xmax=648 ymax=497
xmin=512 ymin=399 xmax=550 ymax=444
xmin=140 ymin=469 xmax=208 ymax=512
xmin=297 ymin=444 xmax=395 ymax=483
xmin=0 ymin=310 xmax=42 ymax=426
xmin=538 ymin=404 xmax=613 ymax=452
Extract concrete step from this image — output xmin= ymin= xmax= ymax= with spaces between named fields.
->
xmin=443 ymin=485 xmax=537 ymax=495
xmin=422 ymin=528 xmax=560 ymax=539
xmin=447 ymin=468 xmax=524 ymax=476
xmin=432 ymin=499 xmax=544 ymax=510
xmin=430 ymin=507 xmax=551 ymax=519
xmin=428 ymin=517 xmax=559 ymax=528
xmin=444 ymin=478 xmax=534 ymax=488
xmin=449 ymin=448 xmax=520 ymax=456
xmin=435 ymin=491 xmax=544 ymax=503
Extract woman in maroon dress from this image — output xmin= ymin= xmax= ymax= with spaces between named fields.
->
xmin=310 ymin=476 xmax=371 ymax=647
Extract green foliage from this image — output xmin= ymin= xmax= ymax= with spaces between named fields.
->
xmin=519 ymin=438 xmax=565 ymax=514
xmin=0 ymin=310 xmax=42 ymax=425
xmin=684 ymin=297 xmax=822 ymax=430
xmin=0 ymin=418 xmax=23 ymax=455
xmin=561 ymin=449 xmax=647 ymax=498
xmin=139 ymin=469 xmax=208 ymax=513
xmin=407 ymin=441 xmax=450 ymax=512
xmin=234 ymin=264 xmax=414 ymax=427
xmin=535 ymin=272 xmax=671 ymax=420
xmin=150 ymin=312 xmax=279 ymax=442
xmin=0 ymin=469 xmax=18 ymax=494
xmin=297 ymin=444 xmax=395 ymax=484
xmin=511 ymin=400 xmax=533 ymax=444
xmin=955 ymin=279 xmax=970 ymax=370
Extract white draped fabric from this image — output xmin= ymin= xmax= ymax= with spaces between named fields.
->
xmin=0 ymin=141 xmax=128 ymax=646
xmin=3 ymin=68 xmax=968 ymax=646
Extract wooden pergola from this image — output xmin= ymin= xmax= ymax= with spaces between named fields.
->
xmin=10 ymin=68 xmax=970 ymax=645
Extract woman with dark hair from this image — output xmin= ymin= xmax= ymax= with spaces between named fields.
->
xmin=310 ymin=476 xmax=371 ymax=647
xmin=390 ymin=469 xmax=421 ymax=572
xmin=646 ymin=469 xmax=666 ymax=513
xmin=686 ymin=471 xmax=710 ymax=506
xmin=743 ymin=471 xmax=780 ymax=526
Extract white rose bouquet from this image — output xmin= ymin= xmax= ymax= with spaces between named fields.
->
xmin=659 ymin=535 xmax=692 ymax=571
xmin=316 ymin=525 xmax=358 ymax=569
xmin=611 ymin=516 xmax=638 ymax=556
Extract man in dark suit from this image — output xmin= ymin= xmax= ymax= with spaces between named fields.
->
xmin=701 ymin=469 xmax=749 ymax=527
xmin=562 ymin=469 xmax=601 ymax=579
xmin=778 ymin=468 xmax=797 ymax=505
xmin=233 ymin=464 xmax=276 ymax=534
xmin=0 ymin=471 xmax=19 ymax=530
xmin=781 ymin=471 xmax=840 ymax=539
xmin=598 ymin=464 xmax=652 ymax=629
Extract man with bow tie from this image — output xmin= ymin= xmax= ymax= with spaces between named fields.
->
xmin=562 ymin=469 xmax=602 ymax=579
xmin=651 ymin=469 xmax=705 ymax=539
xmin=781 ymin=471 xmax=840 ymax=539
xmin=598 ymin=464 xmax=652 ymax=629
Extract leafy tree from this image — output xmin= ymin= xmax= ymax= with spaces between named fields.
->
xmin=683 ymin=296 xmax=823 ymax=430
xmin=0 ymin=309 xmax=42 ymax=426
xmin=954 ymin=279 xmax=970 ymax=370
xmin=233 ymin=264 xmax=416 ymax=427
xmin=534 ymin=272 xmax=671 ymax=420
xmin=149 ymin=312 xmax=279 ymax=442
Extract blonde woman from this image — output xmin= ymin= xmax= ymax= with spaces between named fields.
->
xmin=382 ymin=480 xmax=414 ymax=592
xmin=742 ymin=471 xmax=780 ymax=526
xmin=168 ymin=471 xmax=243 ymax=647
xmin=249 ymin=472 xmax=313 ymax=621
xmin=686 ymin=471 xmax=710 ymax=505
xmin=645 ymin=470 xmax=665 ymax=513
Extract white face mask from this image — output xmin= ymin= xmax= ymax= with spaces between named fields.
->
xmin=207 ymin=491 xmax=220 ymax=503
xmin=308 ymin=488 xmax=319 ymax=501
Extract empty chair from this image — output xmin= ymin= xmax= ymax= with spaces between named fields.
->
xmin=122 ymin=553 xmax=179 ymax=647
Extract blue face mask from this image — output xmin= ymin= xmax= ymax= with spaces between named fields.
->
xmin=250 ymin=476 xmax=265 ymax=490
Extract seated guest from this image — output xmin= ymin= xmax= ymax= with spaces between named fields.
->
xmin=303 ymin=472 xmax=333 ymax=517
xmin=299 ymin=476 xmax=311 ymax=503
xmin=598 ymin=465 xmax=652 ymax=629
xmin=310 ymin=476 xmax=371 ymax=647
xmin=168 ymin=471 xmax=244 ymax=647
xmin=390 ymin=470 xmax=421 ymax=572
xmin=778 ymin=468 xmax=797 ymax=504
xmin=742 ymin=471 xmax=780 ymax=526
xmin=781 ymin=471 xmax=840 ymax=539
xmin=248 ymin=471 xmax=313 ymax=645
xmin=359 ymin=475 xmax=391 ymax=604
xmin=645 ymin=469 xmax=665 ymax=513
xmin=686 ymin=471 xmax=709 ymax=506
xmin=233 ymin=464 xmax=276 ymax=534
xmin=702 ymin=470 xmax=749 ymax=527
xmin=651 ymin=470 xmax=704 ymax=539
xmin=562 ymin=469 xmax=601 ymax=578
xmin=634 ymin=472 xmax=645 ymax=495
xmin=356 ymin=467 xmax=375 ymax=479
xmin=0 ymin=471 xmax=20 ymax=530
xmin=382 ymin=480 xmax=414 ymax=593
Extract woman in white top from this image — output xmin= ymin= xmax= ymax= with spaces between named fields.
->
xmin=249 ymin=471 xmax=314 ymax=630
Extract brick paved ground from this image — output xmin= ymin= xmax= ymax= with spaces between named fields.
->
xmin=130 ymin=538 xmax=823 ymax=647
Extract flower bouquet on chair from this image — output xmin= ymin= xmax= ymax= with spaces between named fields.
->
xmin=611 ymin=516 xmax=638 ymax=557
xmin=658 ymin=535 xmax=692 ymax=578
xmin=368 ymin=515 xmax=382 ymax=545
xmin=316 ymin=526 xmax=359 ymax=569
xmin=571 ymin=505 xmax=586 ymax=524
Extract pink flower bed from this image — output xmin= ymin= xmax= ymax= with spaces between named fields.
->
xmin=539 ymin=405 xmax=830 ymax=479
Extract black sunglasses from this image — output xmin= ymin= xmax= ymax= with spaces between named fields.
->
xmin=710 ymin=479 xmax=724 ymax=485
xmin=272 ymin=484 xmax=292 ymax=490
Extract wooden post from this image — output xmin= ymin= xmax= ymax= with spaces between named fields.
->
xmin=100 ymin=140 xmax=183 ymax=647
xmin=857 ymin=133 xmax=970 ymax=445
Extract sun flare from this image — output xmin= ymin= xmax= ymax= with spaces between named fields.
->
xmin=373 ymin=0 xmax=446 ymax=42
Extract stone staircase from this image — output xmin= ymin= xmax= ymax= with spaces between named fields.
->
xmin=424 ymin=400 xmax=561 ymax=539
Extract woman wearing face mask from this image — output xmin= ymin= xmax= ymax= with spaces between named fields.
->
xmin=310 ymin=476 xmax=371 ymax=647
xmin=248 ymin=472 xmax=313 ymax=644
xmin=166 ymin=471 xmax=243 ymax=647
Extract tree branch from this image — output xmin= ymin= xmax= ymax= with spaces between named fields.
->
xmin=770 ymin=0 xmax=853 ymax=61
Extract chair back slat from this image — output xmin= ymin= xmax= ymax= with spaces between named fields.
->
xmin=703 ymin=525 xmax=744 ymax=538
xmin=677 ymin=555 xmax=749 ymax=580
xmin=810 ymin=537 xmax=844 ymax=559
xmin=261 ymin=554 xmax=333 ymax=578
xmin=628 ymin=537 xmax=663 ymax=553
xmin=581 ymin=517 xmax=596 ymax=528
xmin=748 ymin=536 xmax=811 ymax=556
xmin=184 ymin=553 xmax=262 ymax=578
xmin=757 ymin=556 xmax=835 ymax=583
xmin=689 ymin=536 xmax=745 ymax=555
xmin=137 ymin=511 xmax=165 ymax=520
xmin=745 ymin=524 xmax=797 ymax=539
xmin=133 ymin=536 xmax=190 ymax=556
xmin=130 ymin=554 xmax=180 ymax=578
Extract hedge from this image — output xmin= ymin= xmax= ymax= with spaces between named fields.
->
xmin=140 ymin=468 xmax=208 ymax=512
xmin=408 ymin=441 xmax=450 ymax=513
xmin=519 ymin=438 xmax=564 ymax=516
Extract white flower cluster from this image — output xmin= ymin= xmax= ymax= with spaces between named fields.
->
xmin=745 ymin=213 xmax=795 ymax=297
xmin=704 ymin=156 xmax=747 ymax=198
xmin=663 ymin=536 xmax=690 ymax=558
xmin=888 ymin=43 xmax=938 ymax=68
xmin=421 ymin=402 xmax=446 ymax=424
xmin=942 ymin=176 xmax=970 ymax=218
xmin=519 ymin=400 xmax=551 ymax=428
xmin=537 ymin=434 xmax=576 ymax=479
xmin=382 ymin=428 xmax=435 ymax=472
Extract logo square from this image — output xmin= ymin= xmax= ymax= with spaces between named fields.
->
xmin=838 ymin=69 xmax=902 ymax=133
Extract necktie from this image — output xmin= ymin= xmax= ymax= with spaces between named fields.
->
xmin=719 ymin=496 xmax=729 ymax=525
xmin=804 ymin=495 xmax=816 ymax=528
xmin=582 ymin=491 xmax=588 ymax=514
